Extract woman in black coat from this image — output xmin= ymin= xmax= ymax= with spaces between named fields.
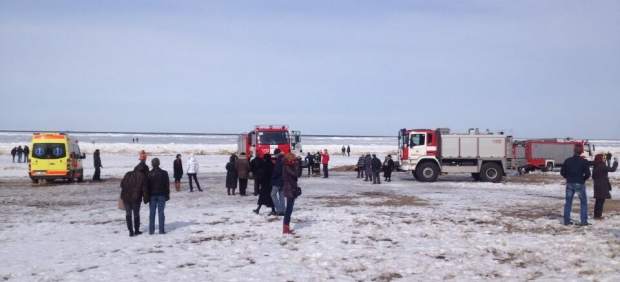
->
xmin=173 ymin=154 xmax=183 ymax=191
xmin=592 ymin=154 xmax=618 ymax=219
xmin=225 ymin=154 xmax=238 ymax=195
xmin=253 ymin=154 xmax=275 ymax=215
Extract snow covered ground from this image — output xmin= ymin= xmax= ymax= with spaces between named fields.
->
xmin=1 ymin=170 xmax=620 ymax=281
xmin=1 ymin=134 xmax=619 ymax=281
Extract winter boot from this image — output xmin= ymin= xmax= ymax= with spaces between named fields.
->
xmin=283 ymin=224 xmax=295 ymax=235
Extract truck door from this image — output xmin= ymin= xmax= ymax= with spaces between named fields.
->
xmin=409 ymin=133 xmax=427 ymax=160
xmin=398 ymin=129 xmax=409 ymax=161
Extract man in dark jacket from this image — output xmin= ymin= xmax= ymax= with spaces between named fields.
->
xmin=592 ymin=154 xmax=618 ymax=219
xmin=347 ymin=145 xmax=351 ymax=157
xmin=371 ymin=154 xmax=382 ymax=184
xmin=364 ymin=154 xmax=373 ymax=182
xmin=357 ymin=155 xmax=365 ymax=179
xmin=560 ymin=145 xmax=591 ymax=226
xmin=236 ymin=153 xmax=250 ymax=196
xmin=120 ymin=164 xmax=148 ymax=237
xmin=93 ymin=149 xmax=102 ymax=181
xmin=305 ymin=152 xmax=314 ymax=177
xmin=10 ymin=147 xmax=16 ymax=163
xmin=146 ymin=158 xmax=170 ymax=235
xmin=271 ymin=149 xmax=285 ymax=216
xmin=250 ymin=154 xmax=263 ymax=196
xmin=23 ymin=145 xmax=30 ymax=162
xmin=384 ymin=155 xmax=395 ymax=182
xmin=173 ymin=154 xmax=183 ymax=192
xmin=16 ymin=146 xmax=23 ymax=163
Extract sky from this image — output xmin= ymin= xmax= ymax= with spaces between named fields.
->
xmin=1 ymin=0 xmax=619 ymax=138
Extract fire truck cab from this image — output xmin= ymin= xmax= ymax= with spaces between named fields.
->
xmin=237 ymin=125 xmax=302 ymax=159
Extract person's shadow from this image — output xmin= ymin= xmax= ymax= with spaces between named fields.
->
xmin=166 ymin=221 xmax=197 ymax=233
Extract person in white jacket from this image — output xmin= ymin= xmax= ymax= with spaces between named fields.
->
xmin=187 ymin=155 xmax=202 ymax=192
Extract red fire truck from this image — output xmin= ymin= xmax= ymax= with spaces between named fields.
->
xmin=512 ymin=139 xmax=592 ymax=173
xmin=237 ymin=125 xmax=302 ymax=159
xmin=398 ymin=128 xmax=513 ymax=182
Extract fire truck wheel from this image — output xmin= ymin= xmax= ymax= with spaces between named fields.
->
xmin=412 ymin=171 xmax=419 ymax=181
xmin=415 ymin=162 xmax=439 ymax=182
xmin=471 ymin=173 xmax=481 ymax=181
xmin=481 ymin=162 xmax=503 ymax=183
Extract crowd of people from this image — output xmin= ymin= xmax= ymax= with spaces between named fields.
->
xmin=10 ymin=145 xmax=29 ymax=163
xmin=356 ymin=154 xmax=395 ymax=184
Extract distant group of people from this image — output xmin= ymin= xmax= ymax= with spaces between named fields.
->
xmin=120 ymin=151 xmax=170 ymax=237
xmin=341 ymin=145 xmax=351 ymax=157
xmin=302 ymin=150 xmax=330 ymax=178
xmin=356 ymin=154 xmax=395 ymax=184
xmin=561 ymin=146 xmax=617 ymax=225
xmin=131 ymin=138 xmax=140 ymax=143
xmin=10 ymin=145 xmax=29 ymax=163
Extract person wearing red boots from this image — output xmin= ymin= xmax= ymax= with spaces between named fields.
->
xmin=282 ymin=153 xmax=300 ymax=235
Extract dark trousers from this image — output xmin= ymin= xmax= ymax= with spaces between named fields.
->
xmin=124 ymin=200 xmax=141 ymax=234
xmin=188 ymin=173 xmax=201 ymax=191
xmin=373 ymin=172 xmax=381 ymax=184
xmin=323 ymin=164 xmax=329 ymax=178
xmin=594 ymin=199 xmax=606 ymax=218
xmin=307 ymin=165 xmax=313 ymax=176
xmin=284 ymin=197 xmax=296 ymax=225
xmin=357 ymin=168 xmax=364 ymax=178
xmin=239 ymin=178 xmax=248 ymax=195
xmin=253 ymin=177 xmax=261 ymax=196
xmin=93 ymin=167 xmax=101 ymax=181
xmin=365 ymin=169 xmax=373 ymax=181
xmin=384 ymin=171 xmax=392 ymax=182
xmin=12 ymin=155 xmax=15 ymax=162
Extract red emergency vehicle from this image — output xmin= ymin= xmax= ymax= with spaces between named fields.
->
xmin=237 ymin=125 xmax=302 ymax=159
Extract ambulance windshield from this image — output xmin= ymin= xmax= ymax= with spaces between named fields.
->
xmin=32 ymin=143 xmax=66 ymax=159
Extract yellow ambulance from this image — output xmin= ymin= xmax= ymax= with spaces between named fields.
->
xmin=29 ymin=133 xmax=85 ymax=183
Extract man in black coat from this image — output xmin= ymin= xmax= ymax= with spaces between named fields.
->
xmin=304 ymin=153 xmax=314 ymax=177
xmin=384 ymin=155 xmax=395 ymax=182
xmin=250 ymin=154 xmax=264 ymax=196
xmin=120 ymin=164 xmax=148 ymax=237
xmin=16 ymin=146 xmax=23 ymax=163
xmin=10 ymin=147 xmax=16 ymax=163
xmin=146 ymin=158 xmax=170 ymax=235
xmin=560 ymin=145 xmax=591 ymax=226
xmin=371 ymin=154 xmax=382 ymax=184
xmin=23 ymin=145 xmax=30 ymax=162
xmin=93 ymin=149 xmax=102 ymax=181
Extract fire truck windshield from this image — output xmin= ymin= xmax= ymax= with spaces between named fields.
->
xmin=258 ymin=131 xmax=289 ymax=145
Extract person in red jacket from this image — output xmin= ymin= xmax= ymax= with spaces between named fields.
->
xmin=320 ymin=149 xmax=330 ymax=178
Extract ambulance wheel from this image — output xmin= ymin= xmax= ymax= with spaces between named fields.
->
xmin=31 ymin=178 xmax=39 ymax=184
xmin=415 ymin=162 xmax=439 ymax=182
xmin=481 ymin=163 xmax=503 ymax=183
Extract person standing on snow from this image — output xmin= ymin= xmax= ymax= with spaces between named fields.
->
xmin=225 ymin=154 xmax=238 ymax=195
xmin=253 ymin=153 xmax=276 ymax=215
xmin=592 ymin=154 xmax=618 ymax=220
xmin=16 ymin=146 xmax=23 ymax=163
xmin=321 ymin=149 xmax=330 ymax=178
xmin=146 ymin=158 xmax=170 ymax=235
xmin=120 ymin=163 xmax=148 ymax=237
xmin=347 ymin=145 xmax=351 ymax=157
xmin=384 ymin=155 xmax=395 ymax=182
xmin=364 ymin=154 xmax=373 ymax=182
xmin=341 ymin=146 xmax=346 ymax=156
xmin=356 ymin=154 xmax=366 ymax=179
xmin=236 ymin=153 xmax=250 ymax=196
xmin=93 ymin=149 xmax=102 ymax=181
xmin=282 ymin=153 xmax=300 ymax=235
xmin=187 ymin=155 xmax=202 ymax=192
xmin=560 ymin=145 xmax=591 ymax=226
xmin=304 ymin=152 xmax=314 ymax=177
xmin=371 ymin=154 xmax=382 ymax=184
xmin=250 ymin=153 xmax=263 ymax=196
xmin=10 ymin=147 xmax=16 ymax=163
xmin=173 ymin=154 xmax=183 ymax=192
xmin=605 ymin=152 xmax=613 ymax=167
xmin=271 ymin=149 xmax=285 ymax=216
xmin=23 ymin=145 xmax=30 ymax=162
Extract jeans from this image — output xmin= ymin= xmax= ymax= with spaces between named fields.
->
xmin=149 ymin=195 xmax=166 ymax=234
xmin=323 ymin=164 xmax=329 ymax=178
xmin=284 ymin=197 xmax=296 ymax=225
xmin=365 ymin=169 xmax=373 ymax=181
xmin=564 ymin=183 xmax=588 ymax=225
xmin=124 ymin=200 xmax=141 ymax=234
xmin=188 ymin=173 xmax=201 ymax=191
xmin=594 ymin=199 xmax=606 ymax=218
xmin=271 ymin=185 xmax=284 ymax=213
